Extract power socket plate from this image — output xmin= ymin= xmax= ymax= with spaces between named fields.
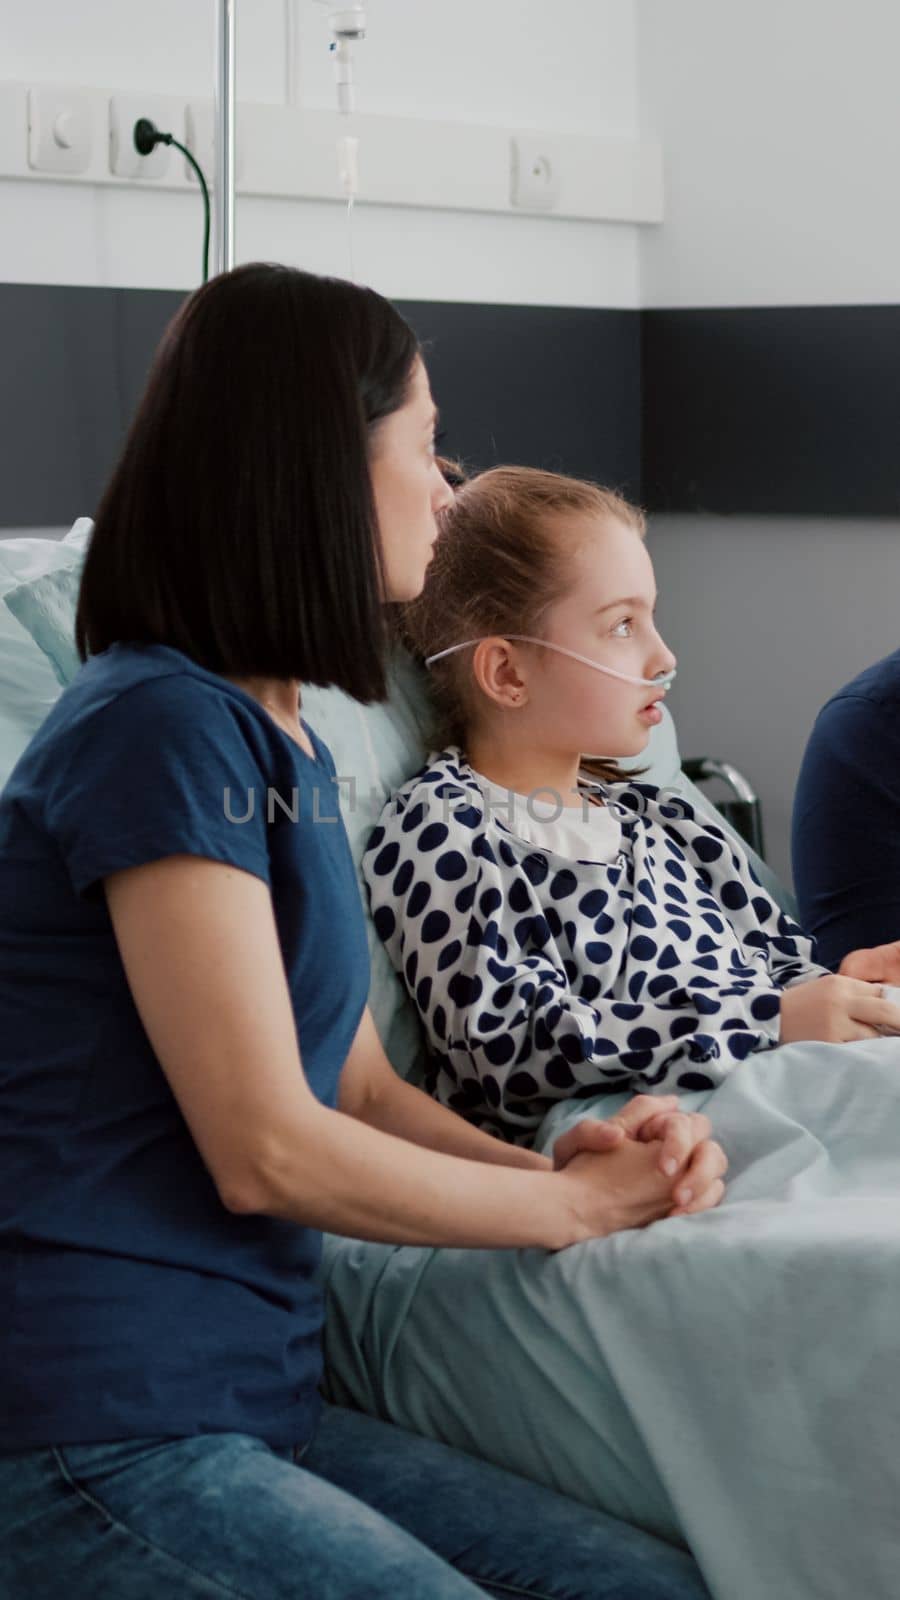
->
xmin=27 ymin=87 xmax=92 ymax=174
xmin=109 ymin=93 xmax=183 ymax=179
xmin=510 ymin=134 xmax=562 ymax=211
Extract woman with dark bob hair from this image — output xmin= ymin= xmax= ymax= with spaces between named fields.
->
xmin=0 ymin=263 xmax=721 ymax=1598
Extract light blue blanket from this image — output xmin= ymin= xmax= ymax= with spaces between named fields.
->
xmin=322 ymin=1039 xmax=900 ymax=1600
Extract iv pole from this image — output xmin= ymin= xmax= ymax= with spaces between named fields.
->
xmin=214 ymin=0 xmax=236 ymax=273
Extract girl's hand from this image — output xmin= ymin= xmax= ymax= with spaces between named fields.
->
xmin=557 ymin=1136 xmax=726 ymax=1242
xmin=552 ymin=1095 xmax=727 ymax=1219
xmin=839 ymin=942 xmax=900 ymax=984
xmin=551 ymin=1094 xmax=680 ymax=1170
xmin=779 ymin=973 xmax=900 ymax=1043
xmin=629 ymin=1106 xmax=726 ymax=1215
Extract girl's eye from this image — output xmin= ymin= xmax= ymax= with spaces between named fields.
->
xmin=429 ymin=429 xmax=447 ymax=457
xmin=611 ymin=617 xmax=633 ymax=638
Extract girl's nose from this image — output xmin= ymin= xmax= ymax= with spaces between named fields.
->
xmin=651 ymin=627 xmax=677 ymax=681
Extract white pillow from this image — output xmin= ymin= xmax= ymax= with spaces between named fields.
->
xmin=0 ymin=519 xmax=91 ymax=792
xmin=301 ymin=652 xmax=437 ymax=1081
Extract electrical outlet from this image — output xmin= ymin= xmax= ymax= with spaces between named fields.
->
xmin=109 ymin=93 xmax=184 ymax=180
xmin=27 ymin=87 xmax=92 ymax=174
xmin=510 ymin=135 xmax=561 ymax=211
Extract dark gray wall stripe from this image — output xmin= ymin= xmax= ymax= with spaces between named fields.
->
xmin=3 ymin=285 xmax=899 ymax=525
xmin=641 ymin=304 xmax=900 ymax=517
xmin=0 ymin=285 xmax=640 ymax=527
xmin=0 ymin=284 xmax=185 ymax=527
xmin=401 ymin=299 xmax=641 ymax=497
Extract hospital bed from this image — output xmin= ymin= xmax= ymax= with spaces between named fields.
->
xmin=15 ymin=528 xmax=890 ymax=1600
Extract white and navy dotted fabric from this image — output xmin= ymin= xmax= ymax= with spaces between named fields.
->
xmin=362 ymin=747 xmax=827 ymax=1143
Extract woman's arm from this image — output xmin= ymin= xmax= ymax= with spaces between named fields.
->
xmin=105 ymin=854 xmax=697 ymax=1250
xmin=340 ymin=1007 xmax=720 ymax=1200
xmin=338 ymin=1007 xmax=550 ymax=1168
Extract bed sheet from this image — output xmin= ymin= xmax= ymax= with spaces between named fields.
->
xmin=323 ymin=1038 xmax=900 ymax=1600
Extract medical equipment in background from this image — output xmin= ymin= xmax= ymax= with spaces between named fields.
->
xmin=322 ymin=3 xmax=367 ymax=116
xmin=316 ymin=0 xmax=365 ymax=226
xmin=215 ymin=0 xmax=236 ymax=272
xmin=129 ymin=0 xmax=233 ymax=282
xmin=681 ymin=758 xmax=765 ymax=858
xmin=129 ymin=1 xmax=365 ymax=282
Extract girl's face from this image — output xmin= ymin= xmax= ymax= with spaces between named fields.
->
xmin=519 ymin=514 xmax=677 ymax=759
xmin=369 ymin=357 xmax=454 ymax=603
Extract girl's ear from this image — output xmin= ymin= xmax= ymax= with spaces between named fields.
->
xmin=472 ymin=639 xmax=528 ymax=709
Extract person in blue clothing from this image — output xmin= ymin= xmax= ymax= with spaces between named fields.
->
xmin=794 ymin=651 xmax=900 ymax=981
xmin=0 ymin=264 xmax=724 ymax=1599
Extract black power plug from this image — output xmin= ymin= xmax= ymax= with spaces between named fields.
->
xmin=133 ymin=117 xmax=171 ymax=157
xmin=131 ymin=118 xmax=211 ymax=283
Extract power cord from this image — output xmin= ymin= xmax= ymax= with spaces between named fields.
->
xmin=133 ymin=118 xmax=211 ymax=284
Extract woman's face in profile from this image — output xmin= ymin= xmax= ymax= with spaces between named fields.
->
xmin=369 ymin=357 xmax=454 ymax=604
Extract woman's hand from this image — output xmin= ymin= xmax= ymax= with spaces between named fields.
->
xmin=552 ymin=1094 xmax=727 ymax=1219
xmin=779 ymin=973 xmax=900 ymax=1043
xmin=839 ymin=943 xmax=900 ymax=985
xmin=555 ymin=1132 xmax=727 ymax=1243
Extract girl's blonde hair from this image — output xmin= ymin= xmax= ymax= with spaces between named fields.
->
xmin=398 ymin=464 xmax=647 ymax=785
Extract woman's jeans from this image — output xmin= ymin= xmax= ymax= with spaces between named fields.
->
xmin=0 ymin=1402 xmax=710 ymax=1599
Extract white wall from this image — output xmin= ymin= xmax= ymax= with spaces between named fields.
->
xmin=649 ymin=517 xmax=900 ymax=890
xmin=6 ymin=0 xmax=900 ymax=888
xmin=637 ymin=0 xmax=900 ymax=308
xmin=637 ymin=0 xmax=900 ymax=888
xmin=0 ymin=0 xmax=643 ymax=306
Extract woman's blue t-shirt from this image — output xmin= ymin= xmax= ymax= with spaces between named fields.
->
xmin=0 ymin=642 xmax=370 ymax=1450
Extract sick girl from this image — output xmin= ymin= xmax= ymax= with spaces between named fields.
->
xmin=364 ymin=466 xmax=900 ymax=1145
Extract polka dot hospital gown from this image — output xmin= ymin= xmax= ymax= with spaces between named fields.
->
xmin=362 ymin=747 xmax=828 ymax=1144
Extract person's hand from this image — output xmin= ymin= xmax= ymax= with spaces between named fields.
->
xmin=552 ymin=1094 xmax=727 ymax=1220
xmin=556 ymin=1133 xmax=726 ymax=1243
xmin=779 ymin=973 xmax=900 ymax=1043
xmin=839 ymin=943 xmax=900 ymax=985
xmin=551 ymin=1094 xmax=679 ymax=1169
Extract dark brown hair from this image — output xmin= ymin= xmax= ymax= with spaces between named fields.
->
xmin=398 ymin=464 xmax=647 ymax=784
xmin=75 ymin=263 xmax=420 ymax=703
